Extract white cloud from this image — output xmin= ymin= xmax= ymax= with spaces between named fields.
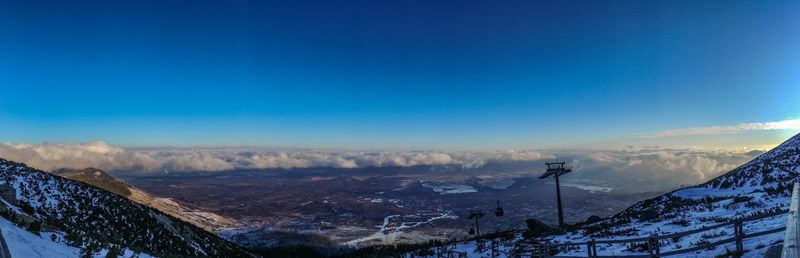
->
xmin=0 ymin=141 xmax=766 ymax=192
xmin=568 ymin=148 xmax=763 ymax=186
xmin=0 ymin=141 xmax=773 ymax=193
xmin=0 ymin=141 xmax=555 ymax=172
xmin=634 ymin=119 xmax=800 ymax=138
xmin=0 ymin=141 xmax=160 ymax=172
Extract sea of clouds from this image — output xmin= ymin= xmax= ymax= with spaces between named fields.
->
xmin=0 ymin=141 xmax=765 ymax=188
xmin=562 ymin=147 xmax=764 ymax=189
xmin=0 ymin=141 xmax=557 ymax=172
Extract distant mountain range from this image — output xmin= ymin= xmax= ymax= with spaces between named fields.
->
xmin=0 ymin=159 xmax=256 ymax=257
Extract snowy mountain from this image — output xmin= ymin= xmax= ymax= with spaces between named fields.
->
xmin=408 ymin=133 xmax=800 ymax=257
xmin=540 ymin=133 xmax=800 ymax=256
xmin=0 ymin=158 xmax=256 ymax=257
xmin=56 ymin=168 xmax=241 ymax=233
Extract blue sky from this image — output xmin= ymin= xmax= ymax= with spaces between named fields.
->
xmin=1 ymin=0 xmax=799 ymax=149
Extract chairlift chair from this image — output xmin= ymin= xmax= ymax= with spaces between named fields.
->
xmin=495 ymin=201 xmax=504 ymax=217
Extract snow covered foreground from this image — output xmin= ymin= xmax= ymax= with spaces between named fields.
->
xmin=0 ymin=216 xmax=152 ymax=258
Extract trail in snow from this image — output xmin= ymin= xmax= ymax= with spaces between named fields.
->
xmin=379 ymin=215 xmax=401 ymax=234
xmin=0 ymin=227 xmax=9 ymax=258
xmin=346 ymin=212 xmax=457 ymax=246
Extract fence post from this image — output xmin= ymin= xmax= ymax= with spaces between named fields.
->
xmin=585 ymin=239 xmax=596 ymax=258
xmin=644 ymin=234 xmax=660 ymax=257
xmin=586 ymin=242 xmax=591 ymax=257
xmin=734 ymin=220 xmax=744 ymax=254
xmin=546 ymin=243 xmax=552 ymax=258
xmin=653 ymin=234 xmax=660 ymax=256
xmin=784 ymin=182 xmax=800 ymax=258
xmin=545 ymin=243 xmax=551 ymax=258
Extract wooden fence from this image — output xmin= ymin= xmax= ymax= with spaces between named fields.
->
xmin=517 ymin=210 xmax=788 ymax=258
xmin=782 ymin=182 xmax=800 ymax=258
xmin=430 ymin=210 xmax=787 ymax=258
xmin=527 ymin=210 xmax=788 ymax=257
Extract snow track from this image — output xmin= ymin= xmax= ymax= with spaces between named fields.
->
xmin=0 ymin=228 xmax=10 ymax=258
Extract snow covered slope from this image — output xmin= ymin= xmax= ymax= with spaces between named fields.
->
xmin=0 ymin=158 xmax=256 ymax=257
xmin=0 ymin=215 xmax=158 ymax=258
xmin=544 ymin=133 xmax=800 ymax=257
xmin=406 ymin=133 xmax=800 ymax=258
xmin=57 ymin=167 xmax=241 ymax=232
xmin=0 ymin=214 xmax=80 ymax=258
xmin=0 ymin=214 xmax=159 ymax=258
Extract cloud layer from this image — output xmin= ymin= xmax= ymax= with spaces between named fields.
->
xmin=634 ymin=119 xmax=800 ymax=138
xmin=562 ymin=148 xmax=764 ymax=191
xmin=0 ymin=141 xmax=558 ymax=172
xmin=0 ymin=141 xmax=769 ymax=192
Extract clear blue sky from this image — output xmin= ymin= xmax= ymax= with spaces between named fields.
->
xmin=1 ymin=0 xmax=799 ymax=149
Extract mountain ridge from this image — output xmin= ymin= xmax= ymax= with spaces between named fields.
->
xmin=54 ymin=167 xmax=241 ymax=233
xmin=0 ymin=158 xmax=257 ymax=257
